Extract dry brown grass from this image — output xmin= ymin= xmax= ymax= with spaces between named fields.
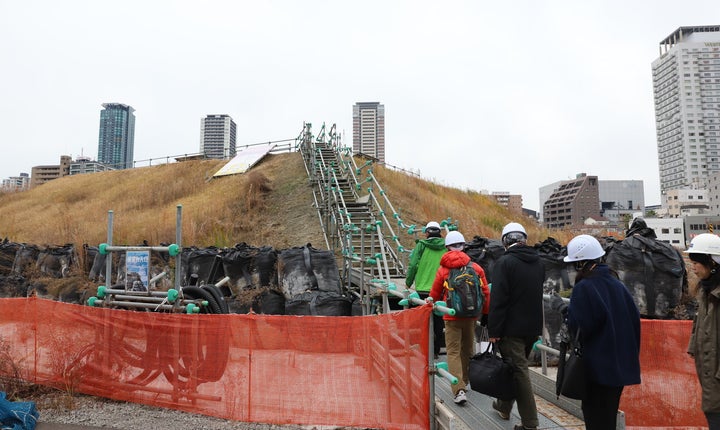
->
xmin=370 ymin=161 xmax=575 ymax=247
xmin=0 ymin=154 xmax=324 ymax=249
xmin=0 ymin=151 xmax=574 ymax=251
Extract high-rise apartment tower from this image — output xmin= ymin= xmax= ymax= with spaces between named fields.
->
xmin=352 ymin=102 xmax=385 ymax=163
xmin=652 ymin=26 xmax=720 ymax=193
xmin=97 ymin=103 xmax=135 ymax=170
xmin=200 ymin=114 xmax=237 ymax=159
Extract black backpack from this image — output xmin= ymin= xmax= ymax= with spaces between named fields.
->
xmin=445 ymin=262 xmax=483 ymax=318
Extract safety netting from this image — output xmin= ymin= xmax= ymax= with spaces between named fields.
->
xmin=622 ymin=319 xmax=705 ymax=428
xmin=0 ymin=298 xmax=431 ymax=429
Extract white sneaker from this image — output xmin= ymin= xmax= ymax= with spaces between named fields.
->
xmin=453 ymin=389 xmax=467 ymax=405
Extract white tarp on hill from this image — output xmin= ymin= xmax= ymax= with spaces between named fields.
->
xmin=213 ymin=144 xmax=276 ymax=177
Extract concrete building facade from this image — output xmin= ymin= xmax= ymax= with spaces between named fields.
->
xmin=642 ymin=217 xmax=686 ymax=247
xmin=707 ymin=171 xmax=720 ymax=214
xmin=69 ymin=156 xmax=114 ymax=175
xmin=685 ymin=214 xmax=720 ymax=241
xmin=487 ymin=191 xmax=523 ymax=214
xmin=652 ymin=26 xmax=720 ymax=193
xmin=352 ymin=102 xmax=385 ymax=163
xmin=30 ymin=155 xmax=71 ymax=187
xmin=663 ymin=188 xmax=710 ymax=217
xmin=98 ymin=103 xmax=135 ymax=169
xmin=598 ymin=180 xmax=645 ymax=224
xmin=543 ymin=173 xmax=602 ymax=229
xmin=1 ymin=173 xmax=30 ymax=192
xmin=200 ymin=114 xmax=237 ymax=159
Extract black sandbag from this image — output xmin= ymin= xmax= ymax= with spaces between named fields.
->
xmin=221 ymin=243 xmax=278 ymax=290
xmin=278 ymin=244 xmax=341 ymax=297
xmin=180 ymin=246 xmax=224 ymax=286
xmin=228 ymin=286 xmax=286 ymax=315
xmin=535 ymin=237 xmax=574 ymax=294
xmin=11 ymin=244 xmax=40 ymax=276
xmin=254 ymin=288 xmax=286 ymax=314
xmin=285 ymin=290 xmax=353 ymax=316
xmin=605 ymin=235 xmax=686 ymax=318
xmin=0 ymin=274 xmax=28 ymax=298
xmin=0 ymin=240 xmax=21 ymax=276
xmin=465 ymin=236 xmax=505 ymax=283
xmin=36 ymin=244 xmax=76 ymax=278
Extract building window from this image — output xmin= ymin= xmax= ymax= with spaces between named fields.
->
xmin=662 ymin=228 xmax=670 ymax=234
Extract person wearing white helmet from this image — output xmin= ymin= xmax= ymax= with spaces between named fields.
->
xmin=428 ymin=230 xmax=490 ymax=406
xmin=563 ymin=234 xmax=641 ymax=430
xmin=406 ymin=221 xmax=447 ymax=358
xmin=685 ymin=233 xmax=720 ymax=429
xmin=488 ymin=222 xmax=543 ymax=430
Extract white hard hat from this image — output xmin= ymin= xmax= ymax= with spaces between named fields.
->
xmin=501 ymin=222 xmax=527 ymax=240
xmin=445 ymin=231 xmax=466 ymax=247
xmin=563 ymin=235 xmax=606 ymax=262
xmin=685 ymin=233 xmax=720 ymax=256
xmin=425 ymin=221 xmax=441 ymax=230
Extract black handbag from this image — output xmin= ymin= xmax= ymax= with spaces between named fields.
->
xmin=468 ymin=342 xmax=515 ymax=400
xmin=556 ymin=328 xmax=587 ymax=400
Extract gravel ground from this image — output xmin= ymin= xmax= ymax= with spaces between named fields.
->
xmin=36 ymin=394 xmax=365 ymax=430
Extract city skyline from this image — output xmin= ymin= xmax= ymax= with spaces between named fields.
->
xmin=2 ymin=1 xmax=719 ymax=211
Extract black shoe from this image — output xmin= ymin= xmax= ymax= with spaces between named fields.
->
xmin=492 ymin=400 xmax=509 ymax=420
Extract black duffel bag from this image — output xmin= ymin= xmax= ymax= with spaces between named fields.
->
xmin=469 ymin=342 xmax=515 ymax=400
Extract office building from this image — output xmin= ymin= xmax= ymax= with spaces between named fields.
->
xmin=352 ymin=102 xmax=385 ymax=163
xmin=663 ymin=188 xmax=710 ymax=217
xmin=69 ymin=156 xmax=114 ymax=176
xmin=486 ymin=191 xmax=523 ymax=214
xmin=30 ymin=156 xmax=71 ymax=187
xmin=652 ymin=26 xmax=720 ymax=193
xmin=540 ymin=177 xmax=644 ymax=225
xmin=539 ymin=180 xmax=564 ymax=222
xmin=599 ymin=180 xmax=645 ymax=224
xmin=2 ymin=173 xmax=30 ymax=192
xmin=200 ymin=114 xmax=237 ymax=159
xmin=542 ymin=173 xmax=601 ymax=229
xmin=98 ymin=103 xmax=135 ymax=169
xmin=642 ymin=217 xmax=685 ymax=247
xmin=685 ymin=215 xmax=720 ymax=242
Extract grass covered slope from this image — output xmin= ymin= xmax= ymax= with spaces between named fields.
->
xmin=0 ymin=152 xmax=565 ymax=250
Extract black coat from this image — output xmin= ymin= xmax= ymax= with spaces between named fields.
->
xmin=488 ymin=244 xmax=545 ymax=338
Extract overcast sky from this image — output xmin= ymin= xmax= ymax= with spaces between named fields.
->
xmin=1 ymin=1 xmax=718 ymax=211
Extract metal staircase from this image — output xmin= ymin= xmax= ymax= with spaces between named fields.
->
xmin=296 ymin=122 xmax=413 ymax=311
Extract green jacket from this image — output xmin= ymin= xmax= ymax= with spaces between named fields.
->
xmin=405 ymin=237 xmax=446 ymax=292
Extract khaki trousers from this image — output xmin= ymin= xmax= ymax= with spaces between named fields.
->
xmin=443 ymin=318 xmax=477 ymax=395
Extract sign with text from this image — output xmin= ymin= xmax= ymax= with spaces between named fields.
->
xmin=125 ymin=250 xmax=150 ymax=292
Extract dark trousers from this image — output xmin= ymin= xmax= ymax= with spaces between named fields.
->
xmin=581 ymin=381 xmax=623 ymax=430
xmin=706 ymin=412 xmax=720 ymax=430
xmin=496 ymin=336 xmax=539 ymax=429
xmin=417 ymin=291 xmax=445 ymax=355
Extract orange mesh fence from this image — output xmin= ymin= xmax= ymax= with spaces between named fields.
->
xmin=0 ymin=298 xmax=431 ymax=429
xmin=622 ymin=319 xmax=705 ymax=429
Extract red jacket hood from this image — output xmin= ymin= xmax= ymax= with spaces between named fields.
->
xmin=440 ymin=250 xmax=471 ymax=269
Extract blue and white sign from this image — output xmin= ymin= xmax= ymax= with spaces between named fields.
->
xmin=125 ymin=250 xmax=150 ymax=292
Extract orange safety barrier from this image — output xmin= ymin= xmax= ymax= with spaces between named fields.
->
xmin=622 ymin=319 xmax=706 ymax=429
xmin=0 ymin=298 xmax=431 ymax=429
